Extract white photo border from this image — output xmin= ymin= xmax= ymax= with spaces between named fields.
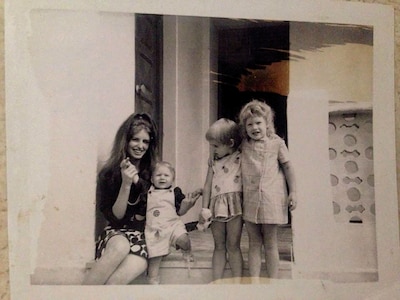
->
xmin=5 ymin=0 xmax=399 ymax=299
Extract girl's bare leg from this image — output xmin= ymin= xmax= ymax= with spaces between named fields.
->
xmin=106 ymin=254 xmax=147 ymax=284
xmin=82 ymin=235 xmax=130 ymax=285
xmin=211 ymin=221 xmax=227 ymax=280
xmin=226 ymin=217 xmax=243 ymax=279
xmin=262 ymin=224 xmax=279 ymax=278
xmin=147 ymin=256 xmax=163 ymax=284
xmin=245 ymin=221 xmax=263 ymax=277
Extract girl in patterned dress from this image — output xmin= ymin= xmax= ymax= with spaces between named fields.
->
xmin=199 ymin=118 xmax=244 ymax=281
xmin=82 ymin=113 xmax=158 ymax=285
xmin=239 ymin=100 xmax=297 ymax=279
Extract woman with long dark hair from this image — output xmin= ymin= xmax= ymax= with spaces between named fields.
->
xmin=83 ymin=113 xmax=158 ymax=284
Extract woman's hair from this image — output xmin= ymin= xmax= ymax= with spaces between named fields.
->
xmin=205 ymin=118 xmax=242 ymax=149
xmin=100 ymin=112 xmax=158 ymax=181
xmin=238 ymin=99 xmax=276 ymax=138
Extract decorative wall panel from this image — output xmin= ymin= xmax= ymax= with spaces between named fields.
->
xmin=329 ymin=106 xmax=375 ymax=223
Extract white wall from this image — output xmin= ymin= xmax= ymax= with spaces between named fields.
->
xmin=289 ymin=23 xmax=373 ymax=103
xmin=288 ymin=94 xmax=377 ymax=279
xmin=289 ymin=43 xmax=372 ymax=102
xmin=12 ymin=11 xmax=211 ymax=280
xmin=288 ymin=24 xmax=376 ymax=279
xmin=14 ymin=10 xmax=137 ymax=274
xmin=163 ymin=16 xmax=211 ymax=223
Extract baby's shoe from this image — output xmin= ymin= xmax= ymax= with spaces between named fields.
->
xmin=182 ymin=250 xmax=194 ymax=262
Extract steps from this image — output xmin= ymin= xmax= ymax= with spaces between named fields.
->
xmin=131 ymin=226 xmax=293 ymax=284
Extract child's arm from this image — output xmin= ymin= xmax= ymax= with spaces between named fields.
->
xmin=178 ymin=188 xmax=202 ymax=216
xmin=281 ymin=160 xmax=297 ymax=210
xmin=201 ymin=163 xmax=213 ymax=211
xmin=197 ymin=162 xmax=213 ymax=228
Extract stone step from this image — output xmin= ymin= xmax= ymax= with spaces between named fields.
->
xmin=131 ymin=260 xmax=292 ymax=285
xmin=131 ymin=225 xmax=293 ymax=284
xmin=88 ymin=225 xmax=294 ymax=285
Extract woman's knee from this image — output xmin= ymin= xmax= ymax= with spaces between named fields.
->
xmin=106 ymin=255 xmax=147 ymax=285
xmin=129 ymin=255 xmax=148 ymax=272
xmin=105 ymin=235 xmax=131 ymax=258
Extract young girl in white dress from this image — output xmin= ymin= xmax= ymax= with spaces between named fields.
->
xmin=199 ymin=118 xmax=244 ymax=281
xmin=239 ymin=99 xmax=297 ymax=279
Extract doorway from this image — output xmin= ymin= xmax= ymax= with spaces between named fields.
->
xmin=135 ymin=14 xmax=163 ymax=157
xmin=212 ymin=19 xmax=290 ymax=144
xmin=212 ymin=19 xmax=292 ymax=227
xmin=210 ymin=19 xmax=294 ymax=269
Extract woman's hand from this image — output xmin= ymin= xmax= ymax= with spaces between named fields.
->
xmin=120 ymin=158 xmax=139 ymax=186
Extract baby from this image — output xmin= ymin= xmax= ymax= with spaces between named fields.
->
xmin=142 ymin=161 xmax=202 ymax=284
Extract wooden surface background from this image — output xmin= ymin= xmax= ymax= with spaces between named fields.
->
xmin=0 ymin=1 xmax=399 ymax=299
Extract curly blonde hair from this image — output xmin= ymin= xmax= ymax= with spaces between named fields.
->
xmin=238 ymin=99 xmax=276 ymax=138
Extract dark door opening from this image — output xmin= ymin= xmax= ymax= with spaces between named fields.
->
xmin=212 ymin=19 xmax=291 ymax=223
xmin=135 ymin=14 xmax=163 ymax=158
xmin=213 ymin=19 xmax=290 ymax=144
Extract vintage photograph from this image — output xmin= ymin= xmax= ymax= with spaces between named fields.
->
xmin=5 ymin=0 xmax=399 ymax=299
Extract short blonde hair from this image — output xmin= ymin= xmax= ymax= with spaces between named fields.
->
xmin=205 ymin=118 xmax=241 ymax=149
xmin=239 ymin=99 xmax=276 ymax=137
xmin=152 ymin=161 xmax=175 ymax=180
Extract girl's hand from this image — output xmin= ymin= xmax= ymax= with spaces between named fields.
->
xmin=120 ymin=158 xmax=139 ymax=186
xmin=288 ymin=192 xmax=297 ymax=211
xmin=178 ymin=190 xmax=202 ymax=216
xmin=198 ymin=213 xmax=206 ymax=224
xmin=198 ymin=208 xmax=212 ymax=222
xmin=207 ymin=155 xmax=214 ymax=167
xmin=183 ymin=189 xmax=202 ymax=207
xmin=190 ymin=188 xmax=203 ymax=204
xmin=197 ymin=208 xmax=212 ymax=231
xmin=191 ymin=188 xmax=203 ymax=200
